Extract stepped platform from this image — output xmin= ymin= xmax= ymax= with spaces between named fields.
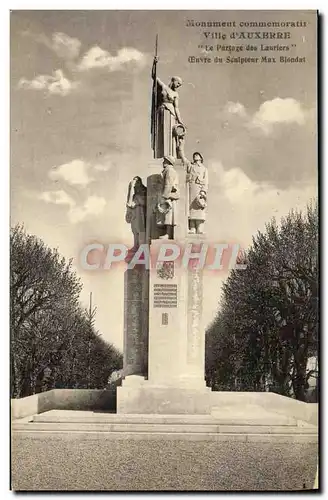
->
xmin=12 ymin=407 xmax=317 ymax=443
xmin=11 ymin=395 xmax=318 ymax=490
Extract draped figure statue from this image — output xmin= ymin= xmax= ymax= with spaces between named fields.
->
xmin=125 ymin=176 xmax=147 ymax=250
xmin=151 ymin=54 xmax=185 ymax=159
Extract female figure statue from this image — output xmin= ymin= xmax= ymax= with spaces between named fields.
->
xmin=178 ymin=138 xmax=208 ymax=235
xmin=151 ymin=56 xmax=185 ymax=159
xmin=125 ymin=176 xmax=147 ymax=250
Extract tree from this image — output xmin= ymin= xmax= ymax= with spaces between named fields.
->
xmin=10 ymin=224 xmax=122 ymax=397
xmin=205 ymin=201 xmax=318 ymax=401
xmin=49 ymin=307 xmax=122 ymax=390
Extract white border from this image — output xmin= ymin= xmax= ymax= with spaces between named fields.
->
xmin=3 ymin=2 xmax=324 ymax=498
xmin=4 ymin=1 xmax=324 ymax=9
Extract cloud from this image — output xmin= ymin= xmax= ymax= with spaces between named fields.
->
xmin=215 ymin=99 xmax=316 ymax=188
xmin=93 ymin=161 xmax=112 ymax=172
xmin=18 ymin=69 xmax=78 ymax=96
xmin=69 ymin=195 xmax=107 ymax=223
xmin=38 ymin=189 xmax=107 ymax=224
xmin=51 ymin=32 xmax=81 ymax=60
xmin=18 ymin=32 xmax=145 ymax=94
xmin=218 ymin=165 xmax=257 ymax=203
xmin=48 ymin=158 xmax=112 ymax=186
xmin=49 ymin=160 xmax=94 ymax=187
xmin=251 ymin=98 xmax=306 ymax=133
xmin=77 ymin=46 xmax=146 ymax=71
xmin=207 ymin=161 xmax=316 ymax=246
xmin=22 ymin=30 xmax=81 ymax=60
xmin=224 ymin=101 xmax=247 ymax=118
xmin=223 ymin=98 xmax=307 ymax=135
xmin=38 ymin=190 xmax=75 ymax=207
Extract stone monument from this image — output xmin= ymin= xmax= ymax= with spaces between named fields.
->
xmin=117 ymin=49 xmax=211 ymax=414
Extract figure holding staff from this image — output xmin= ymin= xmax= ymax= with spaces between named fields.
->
xmin=151 ymin=37 xmax=186 ymax=159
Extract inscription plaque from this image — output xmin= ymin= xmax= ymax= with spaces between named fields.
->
xmin=162 ymin=312 xmax=169 ymax=325
xmin=153 ymin=283 xmax=178 ymax=308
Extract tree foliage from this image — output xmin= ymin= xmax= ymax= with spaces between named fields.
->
xmin=205 ymin=201 xmax=318 ymax=401
xmin=10 ymin=225 xmax=122 ymax=398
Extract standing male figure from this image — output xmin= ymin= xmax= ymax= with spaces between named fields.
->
xmin=156 ymin=155 xmax=180 ymax=240
xmin=177 ymin=137 xmax=208 ymax=234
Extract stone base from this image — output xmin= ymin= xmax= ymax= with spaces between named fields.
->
xmin=116 ymin=384 xmax=211 ymax=414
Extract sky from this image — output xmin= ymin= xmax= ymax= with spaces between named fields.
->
xmin=10 ymin=10 xmax=317 ymax=350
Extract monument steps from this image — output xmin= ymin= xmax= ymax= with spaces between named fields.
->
xmin=30 ymin=409 xmax=308 ymax=427
xmin=12 ymin=410 xmax=317 ymax=442
xmin=12 ymin=421 xmax=317 ymax=435
xmin=11 ymin=431 xmax=317 ymax=444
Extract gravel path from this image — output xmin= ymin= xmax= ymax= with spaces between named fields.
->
xmin=11 ymin=435 xmax=318 ymax=491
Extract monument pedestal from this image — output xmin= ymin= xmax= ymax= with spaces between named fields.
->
xmin=118 ymin=249 xmax=211 ymax=413
xmin=117 ymin=384 xmax=211 ymax=414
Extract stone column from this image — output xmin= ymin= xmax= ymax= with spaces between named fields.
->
xmin=122 ymin=265 xmax=145 ymax=378
xmin=141 ymin=268 xmax=149 ymax=377
xmin=187 ymin=260 xmax=206 ymax=386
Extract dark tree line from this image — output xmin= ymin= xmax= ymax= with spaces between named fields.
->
xmin=205 ymin=201 xmax=318 ymax=402
xmin=11 ymin=224 xmax=122 ymax=398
